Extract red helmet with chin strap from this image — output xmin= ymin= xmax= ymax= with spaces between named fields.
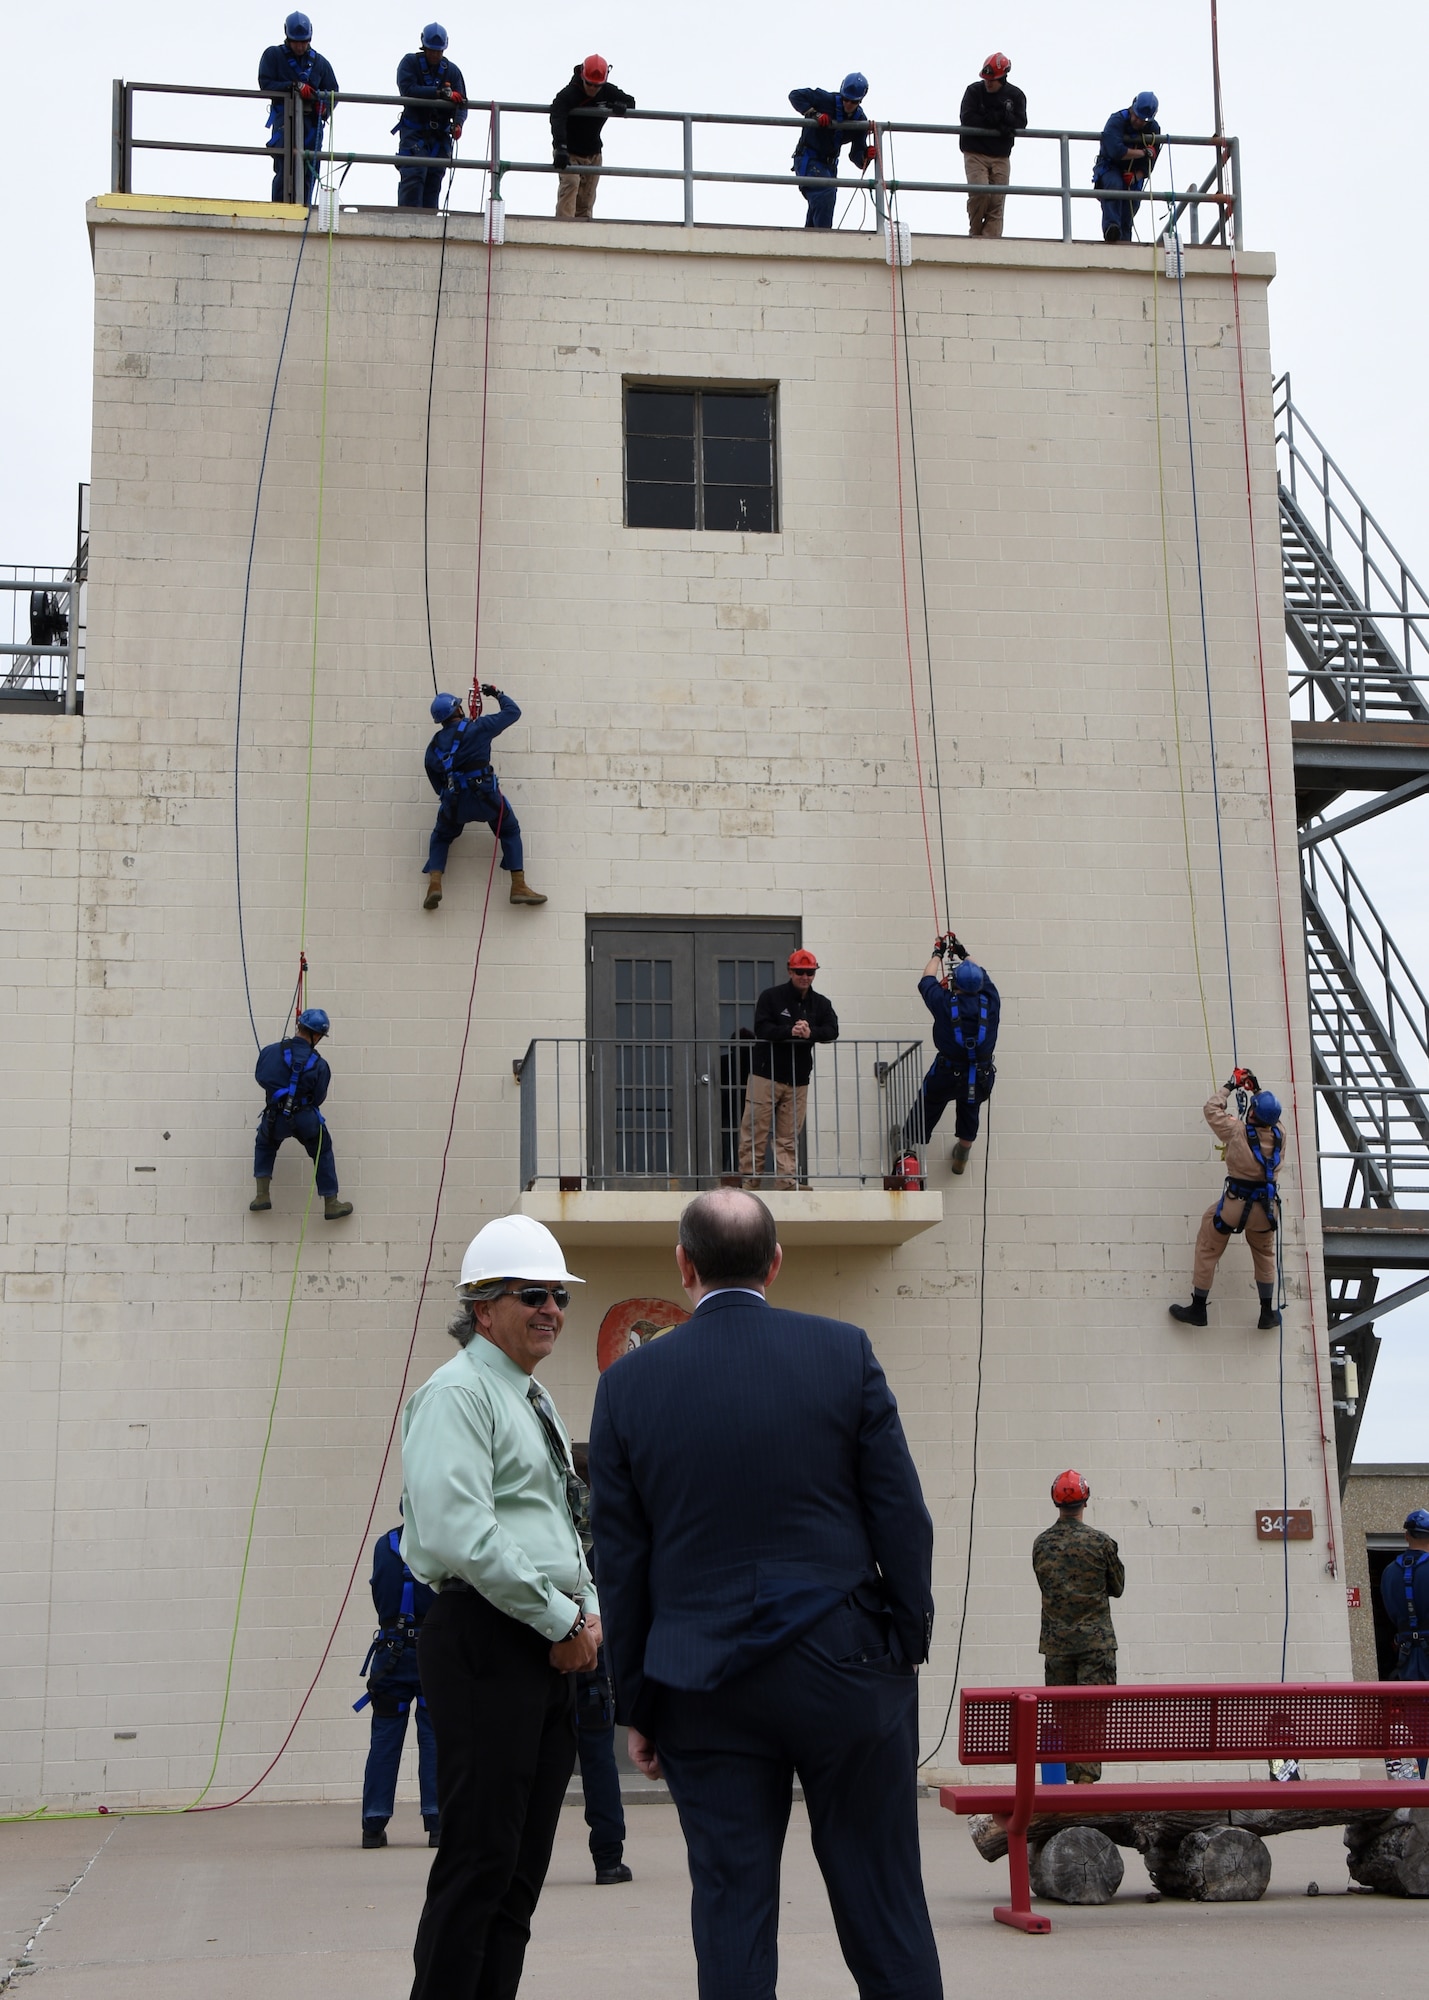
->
xmin=981 ymin=52 xmax=1011 ymax=80
xmin=1051 ymin=1469 xmax=1090 ymax=1506
xmin=582 ymin=53 xmax=609 ymax=83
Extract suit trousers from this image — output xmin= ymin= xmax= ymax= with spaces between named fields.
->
xmin=655 ymin=1599 xmax=943 ymax=2000
xmin=738 ymin=1074 xmax=807 ymax=1188
xmin=410 ymin=1591 xmax=577 ymax=2000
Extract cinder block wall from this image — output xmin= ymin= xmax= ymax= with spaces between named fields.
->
xmin=0 ymin=201 xmax=1348 ymax=1809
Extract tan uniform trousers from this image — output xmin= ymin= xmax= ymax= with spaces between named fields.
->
xmin=555 ymin=152 xmax=602 ymax=219
xmin=1192 ymin=1191 xmax=1277 ymax=1291
xmin=963 ymin=152 xmax=1011 ymax=237
xmin=739 ymin=1075 xmax=807 ymax=1189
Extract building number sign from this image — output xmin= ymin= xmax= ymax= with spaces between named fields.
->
xmin=1255 ymin=1509 xmax=1314 ymax=1540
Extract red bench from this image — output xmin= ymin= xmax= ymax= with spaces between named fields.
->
xmin=941 ymin=1682 xmax=1429 ymax=1933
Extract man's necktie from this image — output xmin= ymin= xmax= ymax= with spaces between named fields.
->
xmin=528 ymin=1379 xmax=592 ymax=1552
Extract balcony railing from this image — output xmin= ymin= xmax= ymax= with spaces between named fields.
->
xmin=516 ymin=1038 xmax=926 ymax=1192
xmin=109 ymin=81 xmax=1241 ymax=245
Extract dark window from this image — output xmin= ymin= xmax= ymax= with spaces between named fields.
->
xmin=625 ymin=386 xmax=776 ymax=532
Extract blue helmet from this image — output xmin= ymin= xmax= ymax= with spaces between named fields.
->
xmin=284 ymin=12 xmax=313 ymax=38
xmin=431 ymin=692 xmax=462 ymax=722
xmin=297 ymin=1006 xmax=330 ymax=1035
xmin=1404 ymin=1508 xmax=1429 ymax=1537
xmin=421 ymin=22 xmax=448 ymax=48
xmin=1132 ymin=91 xmax=1159 ymax=119
xmin=954 ymin=960 xmax=984 ymax=994
xmin=840 ymin=72 xmax=869 ymax=102
xmin=1251 ymin=1090 xmax=1282 ymax=1125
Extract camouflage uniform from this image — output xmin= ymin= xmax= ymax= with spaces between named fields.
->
xmin=1032 ymin=1514 xmax=1125 ymax=1781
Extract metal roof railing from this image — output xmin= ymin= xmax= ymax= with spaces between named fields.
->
xmin=111 ymin=81 xmax=1241 ymax=245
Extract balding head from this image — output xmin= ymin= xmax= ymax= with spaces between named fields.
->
xmin=678 ymin=1189 xmax=780 ymax=1291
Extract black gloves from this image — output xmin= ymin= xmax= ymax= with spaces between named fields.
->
xmin=479 ymin=682 xmax=500 ymax=698
xmin=553 ymin=147 xmax=570 ymax=169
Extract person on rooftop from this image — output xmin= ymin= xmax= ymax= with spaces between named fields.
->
xmin=958 ymin=53 xmax=1027 ymax=239
xmin=393 ymin=24 xmax=466 ymax=211
xmin=788 ymin=74 xmax=875 ymax=229
xmin=258 ymin=12 xmax=338 ymax=205
xmin=550 ymin=56 xmax=636 ymax=220
xmin=1093 ymin=91 xmax=1161 ymax=242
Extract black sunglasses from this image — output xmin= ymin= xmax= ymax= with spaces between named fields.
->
xmin=503 ymin=1285 xmax=571 ymax=1310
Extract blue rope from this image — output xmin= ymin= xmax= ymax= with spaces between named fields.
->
xmin=1170 ymin=202 xmax=1240 ymax=1065
xmin=234 ymin=206 xmax=314 ymax=1050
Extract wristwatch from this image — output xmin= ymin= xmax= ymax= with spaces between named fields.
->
xmin=562 ymin=1609 xmax=587 ymax=1642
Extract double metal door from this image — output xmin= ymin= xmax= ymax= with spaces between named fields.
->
xmin=587 ymin=920 xmax=799 ymax=1186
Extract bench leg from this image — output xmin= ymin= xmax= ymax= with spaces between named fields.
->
xmin=994 ymin=1831 xmax=1053 ymax=1935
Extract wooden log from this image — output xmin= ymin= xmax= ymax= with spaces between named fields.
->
xmin=1143 ymin=1826 xmax=1272 ymax=1902
xmin=1028 ymin=1825 xmax=1125 ymax=1904
xmin=967 ymin=1803 xmax=1401 ymax=1865
xmin=1344 ymin=1809 xmax=1429 ymax=1897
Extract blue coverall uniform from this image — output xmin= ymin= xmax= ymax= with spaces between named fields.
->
xmin=1381 ymin=1549 xmax=1429 ymax=1778
xmin=1093 ymin=107 xmax=1161 ymax=242
xmin=423 ymin=692 xmax=525 ymax=877
xmin=394 ymin=50 xmax=467 ymax=210
xmin=906 ymin=973 xmax=1002 ymax=1148
xmin=787 ymin=87 xmax=874 ymax=230
xmin=575 ymin=1645 xmax=627 ymax=1874
xmin=258 ymin=42 xmax=339 ymax=204
xmin=253 ymin=1036 xmax=340 ymax=1198
xmin=359 ymin=1528 xmax=440 ymax=1836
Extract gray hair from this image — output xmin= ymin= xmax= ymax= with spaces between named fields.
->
xmin=448 ymin=1278 xmax=507 ymax=1346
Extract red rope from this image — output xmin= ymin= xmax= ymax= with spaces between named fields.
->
xmin=1227 ymin=252 xmax=1339 ymax=1578
xmin=878 ymin=151 xmax=943 ymax=935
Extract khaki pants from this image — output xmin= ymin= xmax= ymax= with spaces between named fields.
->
xmin=964 ymin=152 xmax=1011 ymax=237
xmin=556 ymin=152 xmax=602 ymax=220
xmin=739 ymin=1075 xmax=807 ymax=1189
xmin=1043 ymin=1648 xmax=1117 ymax=1782
xmin=1192 ymin=1193 xmax=1277 ymax=1291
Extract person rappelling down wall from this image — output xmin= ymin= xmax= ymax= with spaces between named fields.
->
xmin=423 ymin=687 xmax=546 ymax=911
xmin=901 ymin=934 xmax=1001 ymax=1178
xmin=250 ymin=1006 xmax=353 ymax=1220
xmin=1169 ymin=1071 xmax=1283 ymax=1329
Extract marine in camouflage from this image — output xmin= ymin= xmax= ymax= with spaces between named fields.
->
xmin=1032 ymin=1515 xmax=1124 ymax=1655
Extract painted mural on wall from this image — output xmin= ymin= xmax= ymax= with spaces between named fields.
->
xmin=596 ymin=1296 xmax=690 ymax=1372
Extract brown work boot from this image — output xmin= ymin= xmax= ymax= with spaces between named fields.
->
xmin=950 ymin=1140 xmax=972 ymax=1176
xmin=249 ymin=1177 xmax=272 ymax=1212
xmin=423 ymin=871 xmax=443 ymax=911
xmin=509 ymin=870 xmax=547 ymax=906
xmin=324 ymin=1196 xmax=354 ymax=1221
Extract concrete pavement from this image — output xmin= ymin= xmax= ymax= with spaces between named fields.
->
xmin=3 ymin=1797 xmax=1424 ymax=1997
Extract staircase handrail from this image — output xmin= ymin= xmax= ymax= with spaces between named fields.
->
xmin=1303 ymin=832 xmax=1429 ymax=1083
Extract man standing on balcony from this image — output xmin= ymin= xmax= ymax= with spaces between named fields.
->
xmin=1093 ymin=91 xmax=1161 ymax=242
xmin=1168 ymin=1073 xmax=1283 ymax=1329
xmin=902 ymin=936 xmax=1001 ymax=1177
xmin=394 ymin=24 xmax=466 ymax=211
xmin=739 ymin=950 xmax=839 ymax=1190
xmin=423 ymin=687 xmax=546 ymax=911
xmin=258 ymin=12 xmax=338 ymax=205
xmin=550 ymin=56 xmax=636 ymax=220
xmin=788 ymin=74 xmax=875 ymax=229
xmin=958 ymin=53 xmax=1027 ymax=239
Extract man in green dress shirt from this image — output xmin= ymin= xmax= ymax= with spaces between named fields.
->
xmin=401 ymin=1214 xmax=598 ymax=2000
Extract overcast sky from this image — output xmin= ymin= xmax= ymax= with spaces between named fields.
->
xmin=2 ymin=3 xmax=1425 ymax=1457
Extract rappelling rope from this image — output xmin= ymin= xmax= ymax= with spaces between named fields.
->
xmin=1226 ymin=240 xmax=1339 ymax=1586
xmin=467 ymin=105 xmax=500 ymax=709
xmin=420 ymin=134 xmax=459 ymax=696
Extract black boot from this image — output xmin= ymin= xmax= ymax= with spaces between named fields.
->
xmin=1168 ymin=1297 xmax=1208 ymax=1327
xmin=361 ymin=1824 xmax=387 ymax=1849
xmin=595 ymin=1861 xmax=634 ymax=1885
xmin=1257 ymin=1301 xmax=1281 ymax=1330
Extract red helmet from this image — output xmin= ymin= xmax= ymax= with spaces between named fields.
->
xmin=788 ymin=949 xmax=819 ymax=972
xmin=582 ymin=53 xmax=609 ymax=83
xmin=981 ymin=52 xmax=1011 ymax=80
xmin=1051 ymin=1469 xmax=1090 ymax=1506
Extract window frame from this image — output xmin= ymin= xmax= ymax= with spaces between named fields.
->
xmin=622 ymin=379 xmax=780 ymax=534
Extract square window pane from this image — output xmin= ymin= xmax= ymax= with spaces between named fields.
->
xmin=627 ymin=483 xmax=697 ymax=530
xmin=703 ymin=395 xmax=771 ymax=440
xmin=627 ymin=433 xmax=696 ymax=483
xmin=704 ymin=436 xmax=771 ymax=487
xmin=705 ymin=486 xmax=774 ymax=533
xmin=626 ymin=390 xmax=696 ymax=436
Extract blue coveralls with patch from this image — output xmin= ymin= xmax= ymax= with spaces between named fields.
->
xmin=423 ymin=691 xmax=524 ymax=876
xmin=907 ymin=973 xmax=1002 ymax=1146
xmin=253 ymin=1036 xmax=339 ymax=1198
xmin=1381 ymin=1548 xmax=1429 ymax=1777
xmin=258 ymin=42 xmax=339 ymax=204
xmin=356 ymin=1529 xmax=440 ymax=1831
xmin=787 ymin=88 xmax=874 ymax=230
xmin=394 ymin=51 xmax=467 ymax=210
xmin=1093 ymin=107 xmax=1161 ymax=241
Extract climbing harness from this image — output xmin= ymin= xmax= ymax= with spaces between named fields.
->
xmin=435 ymin=716 xmax=495 ymax=793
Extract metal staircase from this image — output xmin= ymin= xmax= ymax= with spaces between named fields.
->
xmin=1276 ymin=375 xmax=1429 ymax=1474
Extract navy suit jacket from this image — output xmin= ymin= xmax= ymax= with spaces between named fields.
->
xmin=588 ymin=1291 xmax=934 ymax=1734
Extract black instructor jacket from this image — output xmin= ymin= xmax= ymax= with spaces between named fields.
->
xmin=749 ymin=980 xmax=840 ymax=1086
xmin=550 ymin=69 xmax=636 ymax=156
xmin=958 ymin=80 xmax=1028 ymax=157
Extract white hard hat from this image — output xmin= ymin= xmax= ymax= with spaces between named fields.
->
xmin=458 ymin=1214 xmax=584 ymax=1294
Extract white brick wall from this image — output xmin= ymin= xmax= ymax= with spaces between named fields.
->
xmin=0 ymin=204 xmax=1346 ymax=1808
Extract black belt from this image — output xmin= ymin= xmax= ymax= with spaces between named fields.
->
xmin=440 ymin=1577 xmax=476 ymax=1594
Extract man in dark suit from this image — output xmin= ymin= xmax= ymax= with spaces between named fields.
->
xmin=589 ymin=1189 xmax=942 ymax=2000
